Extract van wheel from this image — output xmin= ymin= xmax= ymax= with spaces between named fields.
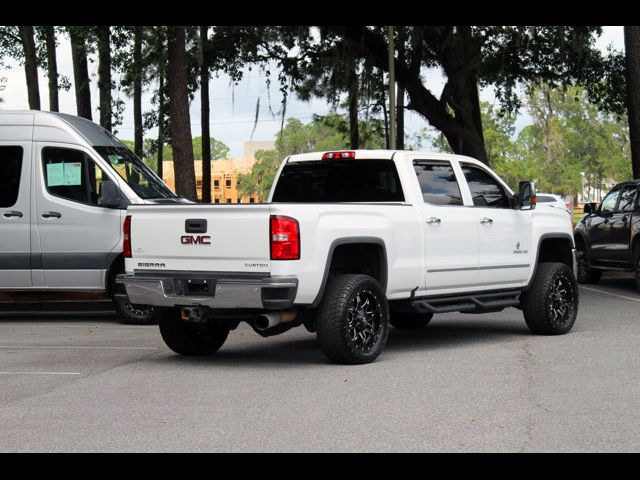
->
xmin=390 ymin=311 xmax=433 ymax=329
xmin=575 ymin=241 xmax=601 ymax=284
xmin=521 ymin=262 xmax=579 ymax=335
xmin=315 ymin=274 xmax=389 ymax=364
xmin=158 ymin=307 xmax=229 ymax=356
xmin=111 ymin=281 xmax=159 ymax=325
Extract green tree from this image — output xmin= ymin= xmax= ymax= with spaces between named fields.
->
xmin=314 ymin=26 xmax=620 ymax=164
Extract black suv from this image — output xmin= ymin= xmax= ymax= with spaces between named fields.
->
xmin=574 ymin=180 xmax=640 ymax=291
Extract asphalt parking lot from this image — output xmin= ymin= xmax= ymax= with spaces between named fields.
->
xmin=1 ymin=272 xmax=639 ymax=452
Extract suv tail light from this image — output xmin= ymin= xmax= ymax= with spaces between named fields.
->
xmin=270 ymin=215 xmax=300 ymax=260
xmin=123 ymin=215 xmax=132 ymax=258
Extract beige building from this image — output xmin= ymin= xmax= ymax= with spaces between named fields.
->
xmin=162 ymin=141 xmax=275 ymax=203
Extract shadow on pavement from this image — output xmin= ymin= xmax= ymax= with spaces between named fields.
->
xmin=152 ymin=317 xmax=531 ymax=368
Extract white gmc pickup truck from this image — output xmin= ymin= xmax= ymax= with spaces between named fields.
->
xmin=118 ymin=150 xmax=578 ymax=364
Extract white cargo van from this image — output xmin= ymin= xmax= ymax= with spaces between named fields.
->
xmin=0 ymin=110 xmax=189 ymax=324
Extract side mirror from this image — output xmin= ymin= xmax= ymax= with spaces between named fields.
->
xmin=99 ymin=179 xmax=127 ymax=209
xmin=518 ymin=181 xmax=536 ymax=210
xmin=583 ymin=203 xmax=597 ymax=214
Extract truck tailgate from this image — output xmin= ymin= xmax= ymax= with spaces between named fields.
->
xmin=127 ymin=205 xmax=271 ymax=274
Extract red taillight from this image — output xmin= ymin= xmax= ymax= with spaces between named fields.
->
xmin=322 ymin=151 xmax=355 ymax=160
xmin=531 ymin=195 xmax=537 ymax=205
xmin=123 ymin=215 xmax=132 ymax=258
xmin=270 ymin=215 xmax=300 ymax=260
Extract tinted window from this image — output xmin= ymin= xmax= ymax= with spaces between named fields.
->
xmin=0 ymin=146 xmax=23 ymax=208
xmin=536 ymin=195 xmax=555 ymax=203
xmin=272 ymin=160 xmax=404 ymax=203
xmin=42 ymin=147 xmax=108 ymax=206
xmin=600 ymin=188 xmax=620 ymax=213
xmin=618 ymin=186 xmax=638 ymax=212
xmin=461 ymin=164 xmax=509 ymax=208
xmin=413 ymin=160 xmax=462 ymax=206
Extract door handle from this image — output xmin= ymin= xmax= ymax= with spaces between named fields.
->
xmin=42 ymin=211 xmax=62 ymax=219
xmin=480 ymin=217 xmax=493 ymax=224
xmin=3 ymin=211 xmax=23 ymax=218
xmin=426 ymin=217 xmax=441 ymax=224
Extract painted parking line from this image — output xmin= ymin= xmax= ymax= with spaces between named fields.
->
xmin=0 ymin=371 xmax=81 ymax=376
xmin=0 ymin=345 xmax=158 ymax=350
xmin=580 ymin=285 xmax=640 ymax=303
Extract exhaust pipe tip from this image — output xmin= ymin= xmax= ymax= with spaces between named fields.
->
xmin=254 ymin=315 xmax=273 ymax=331
xmin=253 ymin=311 xmax=297 ymax=331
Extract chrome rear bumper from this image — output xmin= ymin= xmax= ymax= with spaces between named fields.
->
xmin=116 ymin=273 xmax=298 ymax=310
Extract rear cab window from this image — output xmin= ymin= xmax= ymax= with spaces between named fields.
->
xmin=412 ymin=160 xmax=463 ymax=206
xmin=271 ymin=159 xmax=404 ymax=203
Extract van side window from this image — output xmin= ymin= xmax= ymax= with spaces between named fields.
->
xmin=42 ymin=147 xmax=107 ymax=207
xmin=0 ymin=146 xmax=23 ymax=208
xmin=413 ymin=160 xmax=463 ymax=206
xmin=461 ymin=163 xmax=510 ymax=208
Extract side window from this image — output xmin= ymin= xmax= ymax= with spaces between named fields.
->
xmin=461 ymin=164 xmax=510 ymax=208
xmin=0 ymin=146 xmax=24 ymax=208
xmin=618 ymin=186 xmax=637 ymax=212
xmin=599 ymin=188 xmax=620 ymax=214
xmin=413 ymin=160 xmax=463 ymax=206
xmin=42 ymin=147 xmax=108 ymax=207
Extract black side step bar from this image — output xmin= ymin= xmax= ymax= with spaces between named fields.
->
xmin=394 ymin=290 xmax=522 ymax=315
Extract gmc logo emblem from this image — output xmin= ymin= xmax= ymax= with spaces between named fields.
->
xmin=181 ymin=235 xmax=212 ymax=245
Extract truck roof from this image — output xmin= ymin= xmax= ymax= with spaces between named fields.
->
xmin=286 ymin=149 xmax=487 ymax=167
xmin=0 ymin=109 xmax=123 ymax=147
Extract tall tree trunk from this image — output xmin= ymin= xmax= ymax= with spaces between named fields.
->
xmin=199 ymin=26 xmax=212 ymax=203
xmin=43 ymin=26 xmax=59 ymax=112
xmin=396 ymin=28 xmax=405 ymax=149
xmin=382 ymin=99 xmax=389 ymax=149
xmin=625 ymin=26 xmax=640 ymax=179
xmin=157 ymin=71 xmax=165 ymax=182
xmin=19 ymin=26 xmax=40 ymax=110
xmin=167 ymin=26 xmax=197 ymax=201
xmin=133 ymin=26 xmax=144 ymax=157
xmin=347 ymin=56 xmax=359 ymax=149
xmin=97 ymin=26 xmax=112 ymax=131
xmin=69 ymin=27 xmax=92 ymax=120
xmin=341 ymin=26 xmax=489 ymax=164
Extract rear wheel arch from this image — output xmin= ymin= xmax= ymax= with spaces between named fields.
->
xmin=310 ymin=237 xmax=388 ymax=309
xmin=105 ymin=253 xmax=125 ymax=296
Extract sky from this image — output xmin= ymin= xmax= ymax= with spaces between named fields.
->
xmin=0 ymin=26 xmax=626 ymax=157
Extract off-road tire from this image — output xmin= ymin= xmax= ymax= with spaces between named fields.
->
xmin=390 ymin=311 xmax=433 ymax=329
xmin=158 ymin=307 xmax=229 ymax=356
xmin=521 ymin=262 xmax=579 ymax=335
xmin=315 ymin=274 xmax=389 ymax=364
